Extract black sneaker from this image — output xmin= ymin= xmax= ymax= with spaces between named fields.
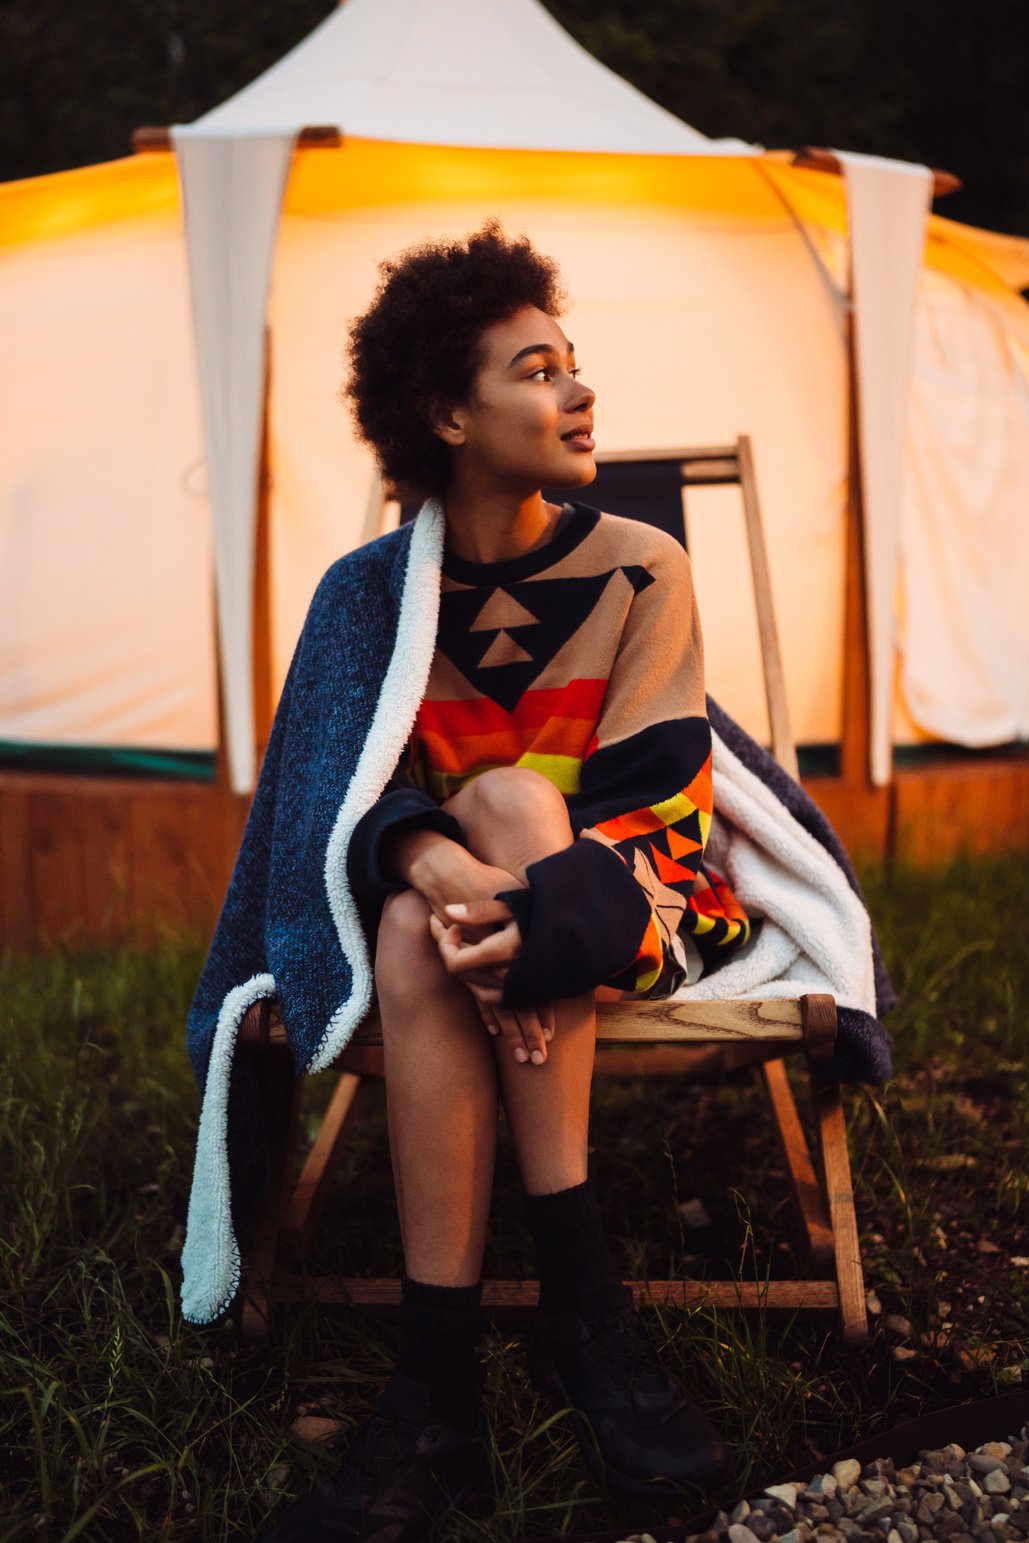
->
xmin=527 ymin=1287 xmax=735 ymax=1499
xmin=261 ymin=1372 xmax=493 ymax=1542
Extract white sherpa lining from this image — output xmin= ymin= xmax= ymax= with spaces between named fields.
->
xmin=181 ymin=971 xmax=276 ymax=1324
xmin=309 ymin=499 xmax=445 ymax=1073
xmin=670 ymin=728 xmax=876 ymax=1014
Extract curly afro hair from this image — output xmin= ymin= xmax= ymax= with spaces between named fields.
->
xmin=343 ymin=220 xmax=565 ymax=501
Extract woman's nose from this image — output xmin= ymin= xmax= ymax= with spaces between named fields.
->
xmin=569 ymin=376 xmax=595 ymax=410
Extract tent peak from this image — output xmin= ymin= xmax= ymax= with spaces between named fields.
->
xmin=181 ymin=0 xmax=757 ymax=158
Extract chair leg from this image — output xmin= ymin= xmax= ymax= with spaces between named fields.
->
xmin=812 ymin=1080 xmax=869 ymax=1345
xmin=760 ymin=1057 xmax=835 ymax=1271
xmin=240 ymin=1043 xmax=301 ymax=1342
xmin=280 ymin=1070 xmax=365 ymax=1259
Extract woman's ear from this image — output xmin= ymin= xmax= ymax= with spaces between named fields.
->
xmin=430 ymin=400 xmax=467 ymax=447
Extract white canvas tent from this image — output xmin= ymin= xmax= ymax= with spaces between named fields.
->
xmin=2 ymin=0 xmax=1028 ymax=796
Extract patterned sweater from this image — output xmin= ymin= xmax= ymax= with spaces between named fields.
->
xmin=347 ymin=501 xmax=749 ymax=1005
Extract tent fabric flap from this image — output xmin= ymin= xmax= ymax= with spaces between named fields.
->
xmin=840 ymin=150 xmax=934 ymax=787
xmin=172 ymin=128 xmax=296 ymax=794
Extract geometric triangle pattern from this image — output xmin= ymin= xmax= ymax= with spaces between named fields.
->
xmin=478 ymin=629 xmax=534 ymax=667
xmin=438 ymin=566 xmax=652 ymax=712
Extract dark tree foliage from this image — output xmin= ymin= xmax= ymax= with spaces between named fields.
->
xmin=2 ymin=0 xmax=1026 ymax=235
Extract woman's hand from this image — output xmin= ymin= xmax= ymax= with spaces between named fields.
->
xmin=429 ymin=904 xmax=556 ymax=1066
xmin=388 ymin=832 xmax=556 ymax=1063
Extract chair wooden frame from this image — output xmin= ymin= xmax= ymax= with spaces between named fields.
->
xmin=233 ymin=437 xmax=869 ymax=1345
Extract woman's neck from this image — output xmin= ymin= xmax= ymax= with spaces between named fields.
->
xmin=442 ymin=486 xmax=563 ymax=565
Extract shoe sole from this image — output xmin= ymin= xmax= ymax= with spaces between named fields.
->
xmin=527 ymin=1348 xmax=735 ymax=1500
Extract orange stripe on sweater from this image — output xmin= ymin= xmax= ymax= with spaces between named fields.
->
xmin=418 ymin=714 xmax=596 ymax=775
xmin=415 ymin=679 xmax=607 ymax=738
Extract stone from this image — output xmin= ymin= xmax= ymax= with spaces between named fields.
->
xmin=732 ymin=1502 xmax=752 ymax=1524
xmin=290 ymin=1415 xmax=340 ymax=1444
xmin=888 ymin=1531 xmax=903 ymax=1543
xmin=679 ymin=1197 xmax=714 ymax=1229
xmin=835 ymin=1462 xmax=863 ymax=1493
xmin=768 ymin=1486 xmax=802 ymax=1508
xmin=747 ymin=1514 xmax=778 ymax=1541
xmin=828 ymin=1501 xmax=846 ymax=1522
xmin=923 ymin=1451 xmax=951 ymax=1473
xmin=986 ymin=1474 xmax=1013 ymax=1497
xmin=861 ymin=1504 xmax=895 ymax=1525
xmin=983 ymin=1446 xmax=1014 ymax=1460
xmin=898 ymin=1524 xmax=918 ymax=1543
xmin=973 ymin=1459 xmax=1008 ymax=1476
xmin=729 ymin=1523 xmax=760 ymax=1543
xmin=862 ymin=1481 xmax=891 ymax=1500
xmin=808 ymin=1477 xmax=841 ymax=1502
xmin=768 ymin=1504 xmax=802 ymax=1532
xmin=807 ymin=1506 xmax=830 ymax=1523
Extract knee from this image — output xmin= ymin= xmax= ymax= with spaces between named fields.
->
xmin=448 ymin=766 xmax=568 ymax=834
xmin=374 ymin=888 xmax=438 ymax=999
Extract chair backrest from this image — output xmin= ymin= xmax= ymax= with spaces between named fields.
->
xmin=396 ymin=435 xmax=798 ymax=777
xmin=560 ymin=439 xmax=797 ymax=778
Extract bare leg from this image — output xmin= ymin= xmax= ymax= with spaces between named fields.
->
xmin=375 ymin=888 xmax=499 ymax=1284
xmin=444 ymin=769 xmax=598 ymax=1197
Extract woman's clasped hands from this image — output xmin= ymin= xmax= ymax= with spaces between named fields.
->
xmin=427 ymin=878 xmax=555 ymax=1066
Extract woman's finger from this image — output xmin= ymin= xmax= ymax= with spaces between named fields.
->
xmin=444 ymin=899 xmax=513 ymax=927
xmin=516 ymin=1008 xmax=548 ymax=1065
xmin=492 ymin=1006 xmax=531 ymax=1064
xmin=436 ymin=922 xmax=521 ymax=975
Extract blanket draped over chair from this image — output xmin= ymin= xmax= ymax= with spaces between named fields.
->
xmin=181 ymin=501 xmax=894 ymax=1326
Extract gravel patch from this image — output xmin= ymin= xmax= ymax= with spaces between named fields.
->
xmin=611 ymin=1424 xmax=1029 ymax=1543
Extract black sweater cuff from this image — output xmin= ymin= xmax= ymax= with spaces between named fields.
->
xmin=347 ymin=788 xmax=467 ymax=900
xmin=495 ymin=838 xmax=651 ymax=1007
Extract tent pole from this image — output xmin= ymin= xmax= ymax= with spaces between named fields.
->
xmin=253 ymin=327 xmax=274 ymax=765
xmin=840 ymin=305 xmax=893 ymax=860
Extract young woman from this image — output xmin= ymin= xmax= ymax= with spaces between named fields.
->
xmin=260 ymin=222 xmax=749 ymax=1542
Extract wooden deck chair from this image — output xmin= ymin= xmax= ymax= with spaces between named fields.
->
xmin=234 ymin=436 xmax=869 ymax=1346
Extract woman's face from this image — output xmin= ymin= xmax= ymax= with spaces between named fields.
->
xmin=438 ymin=305 xmax=597 ymax=495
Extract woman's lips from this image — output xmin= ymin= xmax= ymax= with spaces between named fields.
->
xmin=563 ymin=433 xmax=595 ymax=451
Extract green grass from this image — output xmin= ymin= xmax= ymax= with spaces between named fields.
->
xmin=1 ymin=855 xmax=1026 ymax=1541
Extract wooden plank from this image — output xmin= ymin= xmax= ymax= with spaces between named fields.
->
xmin=893 ymin=757 xmax=1029 ymax=866
xmin=737 ymin=434 xmax=799 ymax=780
xmin=596 ymin=446 xmax=738 ymax=465
xmin=26 ymin=788 xmax=88 ymax=946
xmin=268 ymin=1276 xmax=840 ymax=1313
xmin=0 ymin=787 xmax=31 ymax=949
xmin=791 ymin=147 xmax=961 ymax=198
xmin=761 ymin=1058 xmax=834 ymax=1269
xmin=260 ymin=997 xmax=806 ymax=1051
xmin=132 ymin=124 xmax=342 ymax=153
xmin=801 ymin=775 xmax=891 ymax=867
xmin=79 ymin=790 xmax=133 ymax=944
xmin=813 ymin=1083 xmax=868 ymax=1345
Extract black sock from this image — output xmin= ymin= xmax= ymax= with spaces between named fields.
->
xmin=524 ymin=1179 xmax=626 ymax=1319
xmin=396 ymin=1276 xmax=484 ymax=1430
